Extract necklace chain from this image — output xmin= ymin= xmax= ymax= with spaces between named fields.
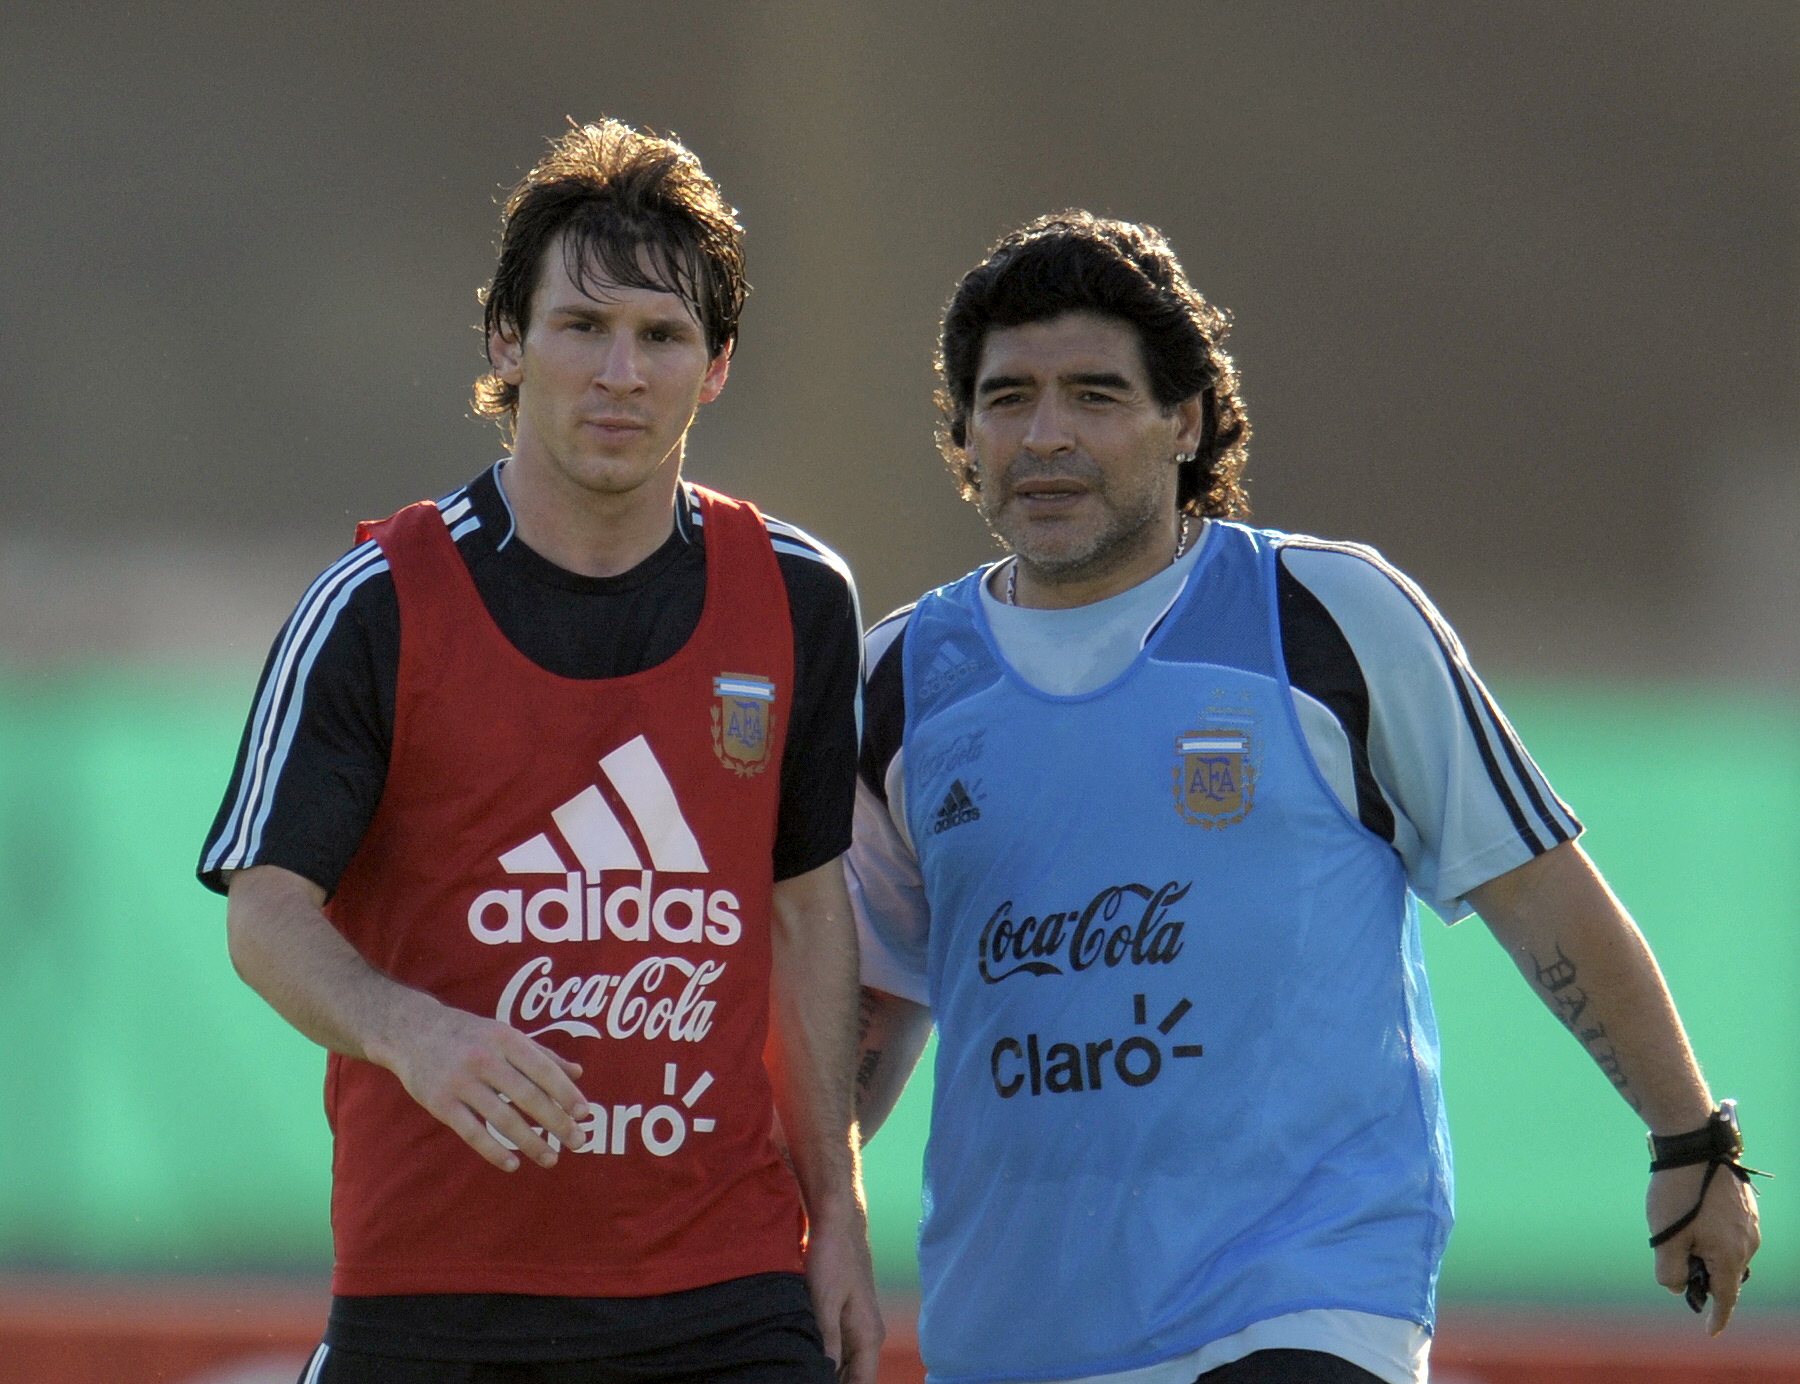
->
xmin=1006 ymin=514 xmax=1193 ymax=606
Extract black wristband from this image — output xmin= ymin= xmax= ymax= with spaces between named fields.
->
xmin=1646 ymin=1099 xmax=1769 ymax=1255
xmin=1648 ymin=1100 xmax=1742 ymax=1173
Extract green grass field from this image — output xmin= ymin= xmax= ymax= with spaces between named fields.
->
xmin=0 ymin=668 xmax=1792 ymax=1305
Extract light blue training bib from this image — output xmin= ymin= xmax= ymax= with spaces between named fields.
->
xmin=902 ymin=523 xmax=1452 ymax=1383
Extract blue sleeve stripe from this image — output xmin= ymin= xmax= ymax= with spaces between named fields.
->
xmin=201 ymin=540 xmax=391 ymax=874
xmin=1279 ymin=537 xmax=1578 ymax=854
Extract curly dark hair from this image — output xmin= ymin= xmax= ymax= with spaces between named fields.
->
xmin=473 ymin=119 xmax=747 ymax=427
xmin=936 ymin=211 xmax=1250 ymax=518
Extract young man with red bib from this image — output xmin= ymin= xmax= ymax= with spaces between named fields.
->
xmin=198 ymin=121 xmax=880 ymax=1384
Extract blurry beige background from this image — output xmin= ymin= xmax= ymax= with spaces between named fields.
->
xmin=2 ymin=0 xmax=1794 ymax=681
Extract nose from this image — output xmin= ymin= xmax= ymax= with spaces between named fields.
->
xmin=594 ymin=332 xmax=647 ymax=394
xmin=1019 ymin=395 xmax=1073 ymax=456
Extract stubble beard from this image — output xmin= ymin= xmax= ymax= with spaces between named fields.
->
xmin=978 ymin=460 xmax=1169 ymax=590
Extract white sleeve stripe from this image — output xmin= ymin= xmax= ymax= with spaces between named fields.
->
xmin=768 ymin=529 xmax=856 ymax=584
xmin=203 ymin=539 xmax=384 ymax=870
xmin=201 ymin=541 xmax=391 ymax=873
xmin=677 ymin=489 xmax=852 ymax=576
xmin=237 ymin=557 xmax=394 ymax=869
xmin=1280 ymin=537 xmax=1577 ymax=853
xmin=437 ymin=493 xmax=472 ymax=525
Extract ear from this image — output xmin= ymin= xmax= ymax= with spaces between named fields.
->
xmin=697 ymin=346 xmax=731 ymax=404
xmin=489 ymin=322 xmax=525 ymax=386
xmin=1171 ymin=395 xmax=1205 ymax=457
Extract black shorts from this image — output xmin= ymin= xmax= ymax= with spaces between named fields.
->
xmin=1196 ymin=1349 xmax=1385 ymax=1383
xmin=299 ymin=1305 xmax=836 ymax=1384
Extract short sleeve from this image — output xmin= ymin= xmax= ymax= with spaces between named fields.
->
xmin=195 ymin=542 xmax=397 ymax=897
xmin=1278 ymin=541 xmax=1582 ymax=920
xmin=846 ymin=608 xmax=932 ymax=1003
xmin=765 ymin=517 xmax=864 ymax=881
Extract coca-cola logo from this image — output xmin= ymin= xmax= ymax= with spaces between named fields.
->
xmin=495 ymin=954 xmax=724 ymax=1043
xmin=978 ymin=881 xmax=1188 ymax=984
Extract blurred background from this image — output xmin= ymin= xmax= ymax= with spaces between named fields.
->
xmin=0 ymin=2 xmax=1795 ymax=1380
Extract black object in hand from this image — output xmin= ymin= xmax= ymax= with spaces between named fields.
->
xmin=1685 ymin=1255 xmax=1709 ymax=1313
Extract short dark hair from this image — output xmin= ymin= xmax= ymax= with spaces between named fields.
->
xmin=473 ymin=119 xmax=747 ymax=425
xmin=936 ymin=211 xmax=1250 ymax=518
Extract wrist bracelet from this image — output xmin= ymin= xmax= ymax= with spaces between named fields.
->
xmin=1649 ymin=1099 xmax=1744 ymax=1173
xmin=1647 ymin=1099 xmax=1768 ymax=1254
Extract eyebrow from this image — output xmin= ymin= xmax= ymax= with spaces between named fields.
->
xmin=549 ymin=302 xmax=698 ymax=334
xmin=976 ymin=370 xmax=1136 ymax=396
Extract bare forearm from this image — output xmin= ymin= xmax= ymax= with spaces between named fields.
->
xmin=767 ymin=860 xmax=865 ymax=1221
xmin=225 ymin=863 xmax=433 ymax=1066
xmin=1472 ymin=841 xmax=1711 ymax=1133
xmin=226 ymin=863 xmax=587 ymax=1171
xmin=854 ymin=987 xmax=932 ymax=1142
xmin=768 ymin=858 xmax=883 ymax=1377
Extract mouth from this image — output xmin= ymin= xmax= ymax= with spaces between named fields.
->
xmin=1006 ymin=477 xmax=1091 ymax=512
xmin=582 ymin=417 xmax=649 ymax=438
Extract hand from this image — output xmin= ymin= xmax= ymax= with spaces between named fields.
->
xmin=1648 ymin=1161 xmax=1760 ymax=1334
xmin=375 ymin=993 xmax=589 ymax=1173
xmin=803 ymin=1212 xmax=885 ymax=1384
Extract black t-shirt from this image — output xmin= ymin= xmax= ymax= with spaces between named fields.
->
xmin=199 ymin=464 xmax=861 ymax=896
xmin=197 ymin=463 xmax=862 ymax=1359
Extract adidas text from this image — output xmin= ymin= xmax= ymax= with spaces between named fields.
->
xmin=932 ymin=779 xmax=981 ymax=834
xmin=469 ymin=871 xmax=741 ymax=947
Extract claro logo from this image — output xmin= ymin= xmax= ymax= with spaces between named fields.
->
xmin=467 ymin=735 xmax=740 ymax=947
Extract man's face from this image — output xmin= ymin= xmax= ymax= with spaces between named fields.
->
xmin=489 ymin=236 xmax=728 ymax=501
xmin=967 ymin=312 xmax=1201 ymax=584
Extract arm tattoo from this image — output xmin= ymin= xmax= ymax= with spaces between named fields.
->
xmin=1529 ymin=943 xmax=1643 ymax=1113
xmin=855 ymin=990 xmax=882 ymax=1101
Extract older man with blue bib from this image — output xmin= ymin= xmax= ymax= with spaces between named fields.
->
xmin=848 ymin=213 xmax=1761 ymax=1384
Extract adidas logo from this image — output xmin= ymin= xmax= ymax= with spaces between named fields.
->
xmin=920 ymin=640 xmax=982 ymax=701
xmin=466 ymin=735 xmax=741 ymax=948
xmin=932 ymin=779 xmax=981 ymax=834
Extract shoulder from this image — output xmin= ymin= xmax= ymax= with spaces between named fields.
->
xmin=760 ymin=511 xmax=855 ymax=588
xmin=1274 ymin=536 xmax=1460 ymax=666
xmin=285 ymin=536 xmax=394 ymax=644
xmin=282 ymin=473 xmax=502 ymax=678
xmin=685 ymin=487 xmax=860 ymax=625
xmin=765 ymin=513 xmax=862 ymax=627
xmin=865 ymin=602 xmax=915 ymax=670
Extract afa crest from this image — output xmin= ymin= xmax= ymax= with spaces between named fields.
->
xmin=1172 ymin=716 xmax=1256 ymax=827
xmin=711 ymin=673 xmax=776 ymax=776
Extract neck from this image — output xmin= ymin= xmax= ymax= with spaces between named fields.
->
xmin=498 ymin=444 xmax=684 ymax=578
xmin=997 ymin=511 xmax=1191 ymax=610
